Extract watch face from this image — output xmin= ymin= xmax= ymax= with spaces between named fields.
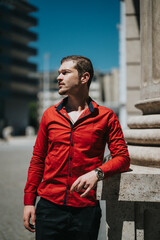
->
xmin=96 ymin=169 xmax=104 ymax=180
xmin=98 ymin=171 xmax=103 ymax=179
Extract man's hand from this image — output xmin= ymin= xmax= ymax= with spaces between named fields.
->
xmin=23 ymin=205 xmax=36 ymax=232
xmin=70 ymin=170 xmax=98 ymax=198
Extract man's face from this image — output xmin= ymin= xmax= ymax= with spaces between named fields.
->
xmin=57 ymin=60 xmax=81 ymax=95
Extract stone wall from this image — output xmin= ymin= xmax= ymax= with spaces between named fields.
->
xmin=101 ymin=0 xmax=160 ymax=239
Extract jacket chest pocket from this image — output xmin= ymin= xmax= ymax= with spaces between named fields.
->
xmin=48 ymin=127 xmax=70 ymax=154
xmin=74 ymin=124 xmax=93 ymax=150
xmin=91 ymin=127 xmax=106 ymax=152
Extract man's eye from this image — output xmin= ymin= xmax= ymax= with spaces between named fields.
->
xmin=62 ymin=71 xmax=68 ymax=75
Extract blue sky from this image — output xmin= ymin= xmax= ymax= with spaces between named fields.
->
xmin=29 ymin=0 xmax=120 ymax=73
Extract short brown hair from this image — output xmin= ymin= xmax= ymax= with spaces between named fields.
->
xmin=61 ymin=55 xmax=94 ymax=88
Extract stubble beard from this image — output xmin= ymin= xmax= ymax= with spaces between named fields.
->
xmin=58 ymin=88 xmax=68 ymax=96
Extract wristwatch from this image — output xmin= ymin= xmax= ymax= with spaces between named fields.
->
xmin=94 ymin=168 xmax=104 ymax=181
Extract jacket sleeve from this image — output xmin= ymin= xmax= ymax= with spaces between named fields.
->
xmin=100 ymin=110 xmax=130 ymax=178
xmin=24 ymin=112 xmax=48 ymax=205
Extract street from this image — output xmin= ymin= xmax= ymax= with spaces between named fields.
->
xmin=0 ymin=137 xmax=36 ymax=240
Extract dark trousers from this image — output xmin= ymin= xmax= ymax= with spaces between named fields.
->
xmin=35 ymin=198 xmax=101 ymax=240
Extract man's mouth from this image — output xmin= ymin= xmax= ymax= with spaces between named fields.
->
xmin=58 ymin=83 xmax=64 ymax=88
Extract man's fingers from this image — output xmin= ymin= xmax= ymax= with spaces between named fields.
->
xmin=23 ymin=206 xmax=36 ymax=232
xmin=80 ymin=186 xmax=92 ymax=198
xmin=70 ymin=170 xmax=98 ymax=196
xmin=23 ymin=211 xmax=30 ymax=228
xmin=24 ymin=218 xmax=34 ymax=232
xmin=31 ymin=211 xmax=36 ymax=225
xmin=23 ymin=218 xmax=29 ymax=229
xmin=75 ymin=181 xmax=86 ymax=192
xmin=70 ymin=179 xmax=80 ymax=193
xmin=70 ymin=179 xmax=88 ymax=193
xmin=24 ymin=219 xmax=35 ymax=232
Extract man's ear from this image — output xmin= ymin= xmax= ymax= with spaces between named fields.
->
xmin=81 ymin=72 xmax=90 ymax=85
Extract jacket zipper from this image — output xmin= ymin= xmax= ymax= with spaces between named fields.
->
xmin=63 ymin=122 xmax=73 ymax=205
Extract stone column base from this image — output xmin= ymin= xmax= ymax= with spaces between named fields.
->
xmin=135 ymin=98 xmax=160 ymax=115
xmin=100 ymin=165 xmax=160 ymax=239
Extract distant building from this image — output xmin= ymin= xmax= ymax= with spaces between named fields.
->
xmin=102 ymin=69 xmax=119 ymax=115
xmin=37 ymin=69 xmax=119 ymax=122
xmin=37 ymin=71 xmax=63 ymax=123
xmin=0 ymin=0 xmax=38 ymax=136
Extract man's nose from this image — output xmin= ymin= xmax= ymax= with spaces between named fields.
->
xmin=57 ymin=73 xmax=62 ymax=81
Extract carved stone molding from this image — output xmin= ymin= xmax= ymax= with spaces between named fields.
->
xmin=127 ymin=114 xmax=160 ymax=128
xmin=135 ymin=97 xmax=160 ymax=114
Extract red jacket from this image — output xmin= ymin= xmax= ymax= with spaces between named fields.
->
xmin=24 ymin=97 xmax=130 ymax=207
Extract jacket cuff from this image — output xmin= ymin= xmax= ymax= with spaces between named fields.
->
xmin=24 ymin=193 xmax=37 ymax=205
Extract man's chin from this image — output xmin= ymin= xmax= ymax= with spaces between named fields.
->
xmin=58 ymin=89 xmax=68 ymax=95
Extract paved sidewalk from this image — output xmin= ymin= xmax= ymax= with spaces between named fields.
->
xmin=0 ymin=136 xmax=36 ymax=147
xmin=0 ymin=137 xmax=36 ymax=240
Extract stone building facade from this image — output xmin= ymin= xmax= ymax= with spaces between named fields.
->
xmin=101 ymin=0 xmax=160 ymax=239
xmin=125 ymin=0 xmax=141 ymax=118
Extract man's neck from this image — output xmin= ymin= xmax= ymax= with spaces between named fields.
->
xmin=66 ymin=94 xmax=89 ymax=113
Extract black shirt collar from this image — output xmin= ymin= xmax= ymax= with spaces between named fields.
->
xmin=56 ymin=97 xmax=95 ymax=113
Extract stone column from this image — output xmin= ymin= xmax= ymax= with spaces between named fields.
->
xmin=124 ymin=0 xmax=160 ymax=167
xmin=125 ymin=0 xmax=141 ymax=118
xmin=101 ymin=1 xmax=160 ymax=239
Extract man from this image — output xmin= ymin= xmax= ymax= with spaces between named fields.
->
xmin=23 ymin=55 xmax=130 ymax=240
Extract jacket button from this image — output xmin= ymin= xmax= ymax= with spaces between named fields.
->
xmin=71 ymin=143 xmax=73 ymax=146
